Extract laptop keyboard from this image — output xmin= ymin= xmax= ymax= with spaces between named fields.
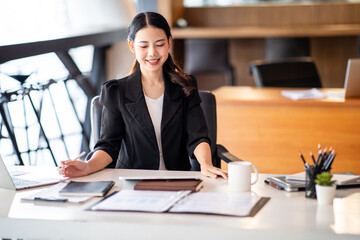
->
xmin=12 ymin=177 xmax=40 ymax=187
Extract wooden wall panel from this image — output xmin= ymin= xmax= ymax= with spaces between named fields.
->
xmin=184 ymin=3 xmax=360 ymax=27
xmin=311 ymin=37 xmax=358 ymax=87
xmin=229 ymin=39 xmax=265 ymax=86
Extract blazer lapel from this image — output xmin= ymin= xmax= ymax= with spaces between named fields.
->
xmin=124 ymin=69 xmax=158 ymax=149
xmin=161 ymin=73 xmax=183 ymax=131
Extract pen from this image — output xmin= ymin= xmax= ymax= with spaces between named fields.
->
xmin=314 ymin=149 xmax=322 ymax=166
xmin=298 ymin=152 xmax=309 ymax=168
xmin=322 ymin=147 xmax=330 ymax=162
xmin=318 ymin=147 xmax=327 ymax=171
xmin=34 ymin=197 xmax=68 ymax=202
xmin=72 ymin=151 xmax=86 ymax=161
xmin=322 ymin=149 xmax=333 ymax=170
xmin=310 ymin=151 xmax=316 ymax=164
xmin=324 ymin=151 xmax=336 ymax=171
xmin=58 ymin=151 xmax=87 ymax=174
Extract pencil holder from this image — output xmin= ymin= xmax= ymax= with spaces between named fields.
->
xmin=305 ymin=166 xmax=317 ymax=199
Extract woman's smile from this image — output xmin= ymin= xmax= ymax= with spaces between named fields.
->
xmin=146 ymin=58 xmax=160 ymax=65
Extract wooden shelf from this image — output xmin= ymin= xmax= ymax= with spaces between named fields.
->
xmin=173 ymin=24 xmax=360 ymax=39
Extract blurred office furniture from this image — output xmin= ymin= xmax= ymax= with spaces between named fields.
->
xmin=249 ymin=57 xmax=322 ymax=88
xmin=0 ymin=91 xmax=25 ymax=165
xmin=184 ymin=39 xmax=234 ymax=88
xmin=0 ymin=76 xmax=58 ymax=165
xmin=0 ymin=27 xmax=128 ymax=165
xmin=88 ymin=91 xmax=242 ymax=169
xmin=163 ymin=1 xmax=360 ymax=87
xmin=0 ymin=0 xmax=135 ymax=165
xmin=213 ymin=86 xmax=360 ymax=174
xmin=265 ymin=37 xmax=310 ymax=60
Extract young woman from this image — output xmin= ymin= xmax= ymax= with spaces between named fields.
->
xmin=59 ymin=12 xmax=227 ymax=179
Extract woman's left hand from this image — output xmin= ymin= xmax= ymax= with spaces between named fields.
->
xmin=200 ymin=163 xmax=228 ymax=179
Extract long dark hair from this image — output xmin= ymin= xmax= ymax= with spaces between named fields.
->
xmin=128 ymin=12 xmax=194 ymax=96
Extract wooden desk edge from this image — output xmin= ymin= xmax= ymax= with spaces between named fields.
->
xmin=212 ymin=87 xmax=360 ymax=107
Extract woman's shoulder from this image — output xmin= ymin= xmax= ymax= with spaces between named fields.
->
xmin=102 ymin=76 xmax=127 ymax=90
xmin=99 ymin=76 xmax=129 ymax=106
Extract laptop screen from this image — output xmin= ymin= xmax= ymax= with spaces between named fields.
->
xmin=344 ymin=58 xmax=360 ymax=98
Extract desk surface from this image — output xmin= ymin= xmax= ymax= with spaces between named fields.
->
xmin=0 ymin=168 xmax=359 ymax=240
xmin=213 ymin=86 xmax=360 ymax=106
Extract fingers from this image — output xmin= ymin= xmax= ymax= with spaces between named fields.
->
xmin=57 ymin=160 xmax=86 ymax=177
xmin=58 ymin=160 xmax=74 ymax=176
xmin=202 ymin=169 xmax=218 ymax=179
xmin=201 ymin=166 xmax=228 ymax=179
xmin=210 ymin=168 xmax=228 ymax=180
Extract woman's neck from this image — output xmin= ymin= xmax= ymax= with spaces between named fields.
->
xmin=141 ymin=67 xmax=163 ymax=85
xmin=141 ymin=68 xmax=165 ymax=100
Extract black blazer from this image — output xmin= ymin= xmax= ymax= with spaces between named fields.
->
xmin=93 ymin=68 xmax=210 ymax=170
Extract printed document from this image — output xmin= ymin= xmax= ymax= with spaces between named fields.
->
xmin=90 ymin=190 xmax=266 ymax=217
xmin=90 ymin=190 xmax=191 ymax=212
xmin=169 ymin=192 xmax=262 ymax=216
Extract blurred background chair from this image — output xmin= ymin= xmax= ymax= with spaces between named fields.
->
xmin=249 ymin=57 xmax=322 ymax=88
xmin=265 ymin=37 xmax=310 ymax=60
xmin=184 ymin=39 xmax=234 ymax=90
xmin=88 ymin=91 xmax=242 ymax=170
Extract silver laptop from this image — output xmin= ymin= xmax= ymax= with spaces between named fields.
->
xmin=344 ymin=58 xmax=360 ymax=98
xmin=0 ymin=156 xmax=62 ymax=190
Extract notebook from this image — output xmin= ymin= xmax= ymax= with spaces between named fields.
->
xmin=134 ymin=179 xmax=203 ymax=192
xmin=344 ymin=58 xmax=360 ymax=98
xmin=59 ymin=181 xmax=115 ymax=197
xmin=118 ymin=169 xmax=202 ymax=181
xmin=0 ymin=156 xmax=62 ymax=191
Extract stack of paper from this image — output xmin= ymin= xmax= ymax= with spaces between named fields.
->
xmin=281 ymin=88 xmax=327 ymax=100
xmin=22 ymin=182 xmax=92 ymax=203
xmin=91 ymin=190 xmax=191 ymax=212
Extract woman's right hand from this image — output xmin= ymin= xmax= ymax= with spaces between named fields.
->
xmin=58 ymin=160 xmax=90 ymax=178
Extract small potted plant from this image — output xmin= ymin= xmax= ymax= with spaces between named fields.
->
xmin=315 ymin=171 xmax=336 ymax=204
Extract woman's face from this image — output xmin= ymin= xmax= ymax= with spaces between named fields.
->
xmin=129 ymin=26 xmax=171 ymax=74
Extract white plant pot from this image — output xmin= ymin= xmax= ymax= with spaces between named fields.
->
xmin=315 ymin=184 xmax=336 ymax=205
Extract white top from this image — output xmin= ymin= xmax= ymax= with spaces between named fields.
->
xmin=144 ymin=94 xmax=165 ymax=170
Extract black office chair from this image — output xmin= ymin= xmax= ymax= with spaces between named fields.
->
xmin=184 ymin=39 xmax=234 ymax=87
xmin=265 ymin=37 xmax=310 ymax=60
xmin=88 ymin=91 xmax=242 ymax=170
xmin=249 ymin=57 xmax=322 ymax=88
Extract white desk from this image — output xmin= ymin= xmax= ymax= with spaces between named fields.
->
xmin=1 ymin=168 xmax=360 ymax=240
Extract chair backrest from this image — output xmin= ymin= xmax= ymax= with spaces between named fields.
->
xmin=184 ymin=39 xmax=234 ymax=86
xmin=190 ymin=91 xmax=218 ymax=171
xmin=250 ymin=57 xmax=322 ymax=88
xmin=89 ymin=95 xmax=102 ymax=151
xmin=89 ymin=91 xmax=219 ymax=170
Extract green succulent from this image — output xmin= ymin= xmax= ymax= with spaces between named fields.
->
xmin=314 ymin=171 xmax=336 ymax=186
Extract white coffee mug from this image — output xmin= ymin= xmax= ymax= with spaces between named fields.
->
xmin=228 ymin=161 xmax=258 ymax=192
